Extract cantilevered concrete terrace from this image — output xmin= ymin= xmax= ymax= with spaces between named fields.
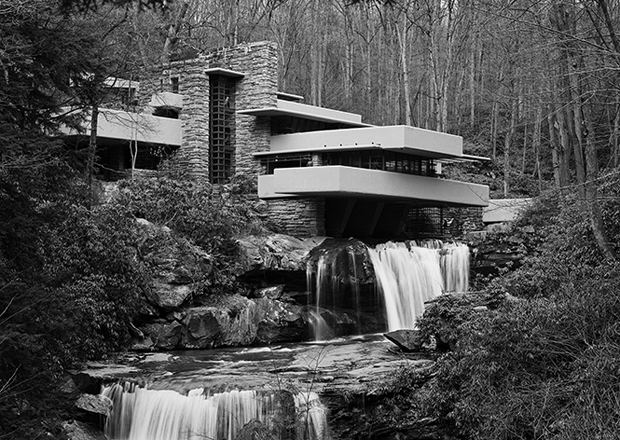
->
xmin=255 ymin=125 xmax=490 ymax=208
xmin=62 ymin=108 xmax=182 ymax=146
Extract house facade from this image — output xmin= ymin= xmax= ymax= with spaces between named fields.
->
xmin=64 ymin=41 xmax=489 ymax=239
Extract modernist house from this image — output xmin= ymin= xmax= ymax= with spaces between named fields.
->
xmin=63 ymin=41 xmax=489 ymax=239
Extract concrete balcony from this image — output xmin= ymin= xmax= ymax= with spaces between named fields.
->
xmin=62 ymin=108 xmax=182 ymax=146
xmin=258 ymin=166 xmax=489 ymax=207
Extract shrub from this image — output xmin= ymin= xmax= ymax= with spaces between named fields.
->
xmin=113 ymin=175 xmax=271 ymax=295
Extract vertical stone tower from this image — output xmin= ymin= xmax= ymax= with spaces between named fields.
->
xmin=141 ymin=41 xmax=278 ymax=182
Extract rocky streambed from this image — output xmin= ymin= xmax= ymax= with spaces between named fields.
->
xmin=67 ymin=333 xmax=439 ymax=440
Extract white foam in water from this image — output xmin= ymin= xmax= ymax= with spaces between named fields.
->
xmin=101 ymin=383 xmax=330 ymax=440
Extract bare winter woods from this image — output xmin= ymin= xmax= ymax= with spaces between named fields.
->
xmin=141 ymin=0 xmax=618 ymax=258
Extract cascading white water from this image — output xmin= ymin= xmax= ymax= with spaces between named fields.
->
xmin=441 ymin=242 xmax=470 ymax=293
xmin=101 ymin=383 xmax=329 ymax=440
xmin=367 ymin=241 xmax=470 ymax=331
xmin=307 ymin=242 xmax=366 ymax=341
xmin=307 ymin=240 xmax=470 ymax=338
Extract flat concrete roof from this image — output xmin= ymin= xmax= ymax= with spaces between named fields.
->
xmin=266 ymin=125 xmax=476 ymax=160
xmin=238 ymin=99 xmax=371 ymax=127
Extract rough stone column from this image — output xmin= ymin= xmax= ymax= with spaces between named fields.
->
xmin=171 ymin=58 xmax=210 ymax=180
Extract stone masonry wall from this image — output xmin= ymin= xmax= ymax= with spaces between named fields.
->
xmin=445 ymin=206 xmax=484 ymax=236
xmin=137 ymin=42 xmax=325 ymax=239
xmin=139 ymin=58 xmax=211 ymax=180
xmin=138 ymin=42 xmax=277 ymax=182
xmin=205 ymin=41 xmax=278 ymax=180
xmin=267 ymin=198 xmax=326 ymax=237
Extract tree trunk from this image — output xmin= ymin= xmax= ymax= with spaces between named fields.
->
xmin=469 ymin=43 xmax=476 ymax=129
xmin=161 ymin=1 xmax=189 ymax=65
xmin=547 ymin=109 xmax=562 ymax=188
xmin=533 ymin=104 xmax=543 ymax=192
xmin=612 ymin=92 xmax=620 ymax=167
xmin=555 ymin=104 xmax=572 ymax=188
xmin=397 ymin=16 xmax=412 ymax=126
xmin=86 ymin=104 xmax=99 ymax=204
xmin=581 ymin=63 xmax=616 ymax=260
xmin=503 ymin=97 xmax=517 ymax=197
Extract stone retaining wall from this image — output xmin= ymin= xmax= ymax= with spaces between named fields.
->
xmin=267 ymin=198 xmax=326 ymax=237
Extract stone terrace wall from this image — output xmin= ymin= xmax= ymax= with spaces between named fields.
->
xmin=267 ymin=198 xmax=326 ymax=237
xmin=445 ymin=206 xmax=484 ymax=236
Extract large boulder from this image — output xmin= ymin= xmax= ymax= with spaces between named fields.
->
xmin=75 ymin=394 xmax=113 ymax=417
xmin=137 ymin=218 xmax=212 ymax=310
xmin=62 ymin=420 xmax=108 ymax=440
xmin=384 ymin=329 xmax=424 ymax=352
xmin=255 ymin=299 xmax=309 ymax=343
xmin=181 ymin=307 xmax=227 ymax=348
xmin=137 ymin=294 xmax=313 ymax=349
xmin=142 ymin=321 xmax=184 ymax=349
xmin=236 ymin=234 xmax=327 ymax=275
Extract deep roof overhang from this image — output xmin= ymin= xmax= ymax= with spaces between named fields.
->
xmin=238 ymin=99 xmax=371 ymax=128
xmin=204 ymin=67 xmax=245 ymax=78
xmin=253 ymin=125 xmax=490 ymax=162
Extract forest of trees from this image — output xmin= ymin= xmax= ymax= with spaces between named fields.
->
xmin=1 ymin=0 xmax=620 ymax=439
xmin=139 ymin=0 xmax=620 ymax=258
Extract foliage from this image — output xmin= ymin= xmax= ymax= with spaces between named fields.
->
xmin=417 ymin=294 xmax=477 ymax=352
xmin=418 ymin=270 xmax=620 ymax=439
xmin=414 ymin=172 xmax=620 ymax=439
xmin=113 ymin=173 xmax=271 ymax=295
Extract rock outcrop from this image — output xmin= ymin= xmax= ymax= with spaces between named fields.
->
xmin=132 ymin=228 xmax=329 ymax=350
xmin=236 ymin=234 xmax=327 ymax=274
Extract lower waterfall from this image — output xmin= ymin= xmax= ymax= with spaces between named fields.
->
xmin=102 ymin=383 xmax=328 ymax=440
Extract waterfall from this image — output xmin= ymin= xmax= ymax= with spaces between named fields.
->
xmin=102 ymin=383 xmax=329 ymax=440
xmin=306 ymin=240 xmax=367 ymax=341
xmin=368 ymin=241 xmax=469 ymax=331
xmin=306 ymin=239 xmax=470 ymax=339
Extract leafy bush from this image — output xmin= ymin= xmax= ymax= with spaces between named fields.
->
xmin=418 ymin=269 xmax=620 ymax=439
xmin=40 ymin=203 xmax=149 ymax=359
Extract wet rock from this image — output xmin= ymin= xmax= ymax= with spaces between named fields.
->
xmin=384 ymin=329 xmax=424 ymax=352
xmin=68 ymin=373 xmax=101 ymax=395
xmin=62 ymin=420 xmax=108 ymax=440
xmin=181 ymin=307 xmax=225 ymax=348
xmin=142 ymin=321 xmax=183 ymax=349
xmin=75 ymin=394 xmax=113 ymax=416
xmin=236 ymin=234 xmax=326 ymax=275
xmin=137 ymin=218 xmax=211 ymax=310
xmin=252 ymin=284 xmax=285 ymax=299
xmin=130 ymin=335 xmax=154 ymax=352
xmin=255 ymin=300 xmax=308 ymax=343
